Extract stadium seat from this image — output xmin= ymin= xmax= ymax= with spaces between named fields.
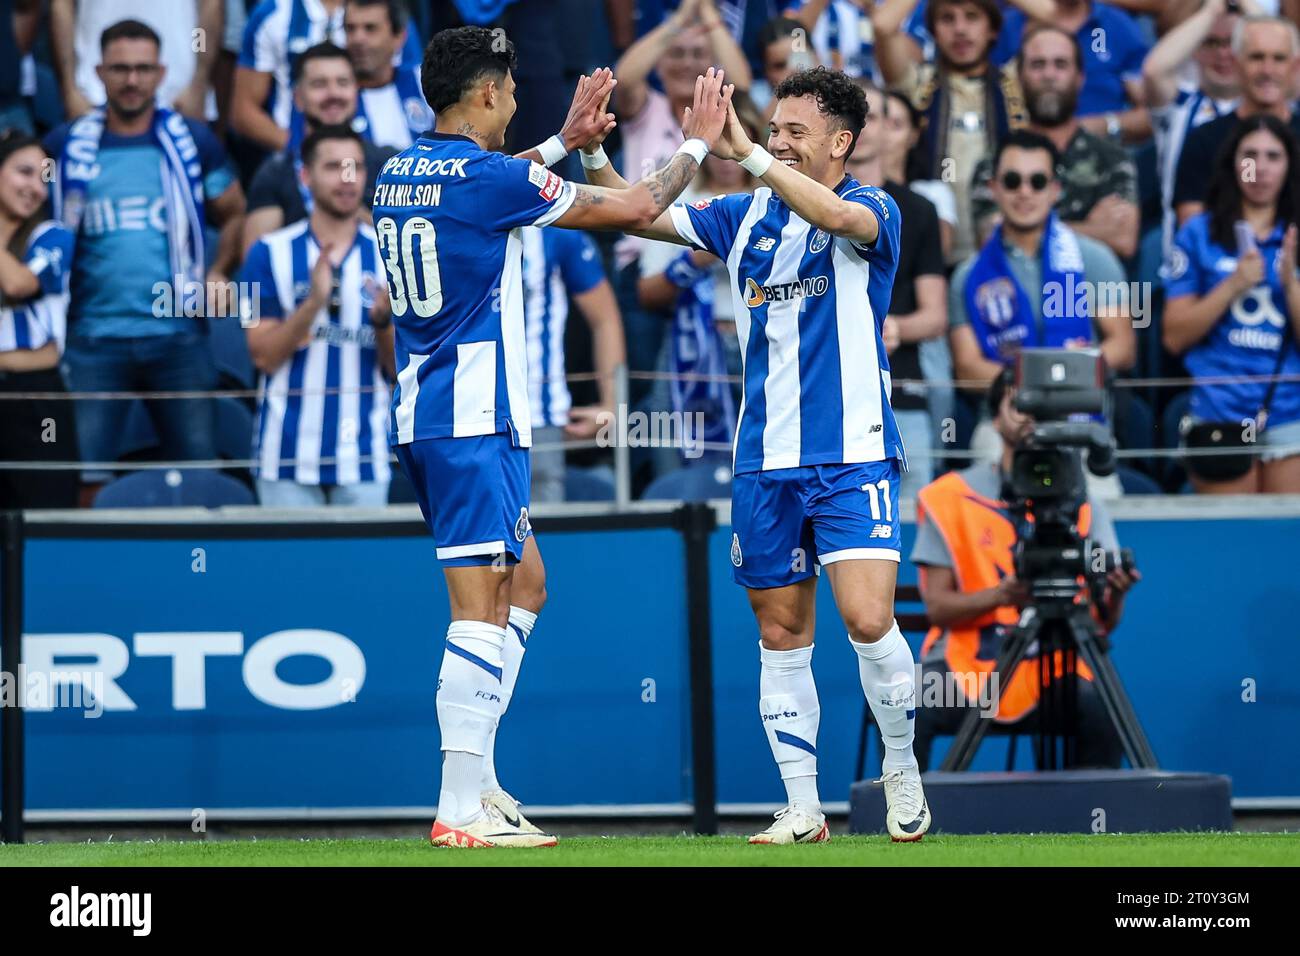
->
xmin=94 ymin=469 xmax=255 ymax=509
xmin=209 ymin=318 xmax=256 ymax=390
xmin=564 ymin=467 xmax=616 ymax=502
xmin=1116 ymin=464 xmax=1162 ymax=495
xmin=214 ymin=396 xmax=254 ymax=462
xmin=640 ymin=461 xmax=732 ymax=501
xmin=388 ymin=467 xmax=419 ymax=504
xmin=1160 ymin=390 xmax=1192 ymax=490
xmin=1111 ymin=390 xmax=1155 ymax=475
xmin=118 ymin=400 xmax=161 ymax=460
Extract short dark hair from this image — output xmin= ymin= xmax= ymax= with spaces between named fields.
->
xmin=1018 ymin=23 xmax=1083 ymax=75
xmin=345 ymin=0 xmax=407 ymax=35
xmin=291 ymin=42 xmax=354 ymax=86
xmin=992 ymin=129 xmax=1061 ymax=175
xmin=421 ymin=26 xmax=516 ymax=114
xmin=100 ymin=19 xmax=161 ymax=54
xmin=987 ymin=364 xmax=1016 ymax=418
xmin=301 ymin=123 xmax=365 ymax=166
xmin=772 ymin=66 xmax=869 ymax=151
xmin=759 ymin=16 xmax=804 ymax=50
xmin=925 ymin=0 xmax=1003 ymax=36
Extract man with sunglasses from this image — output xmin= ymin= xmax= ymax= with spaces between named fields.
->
xmin=969 ymin=24 xmax=1140 ymax=261
xmin=949 ymin=130 xmax=1134 ymax=494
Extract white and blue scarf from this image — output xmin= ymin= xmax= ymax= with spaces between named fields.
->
xmin=53 ymin=107 xmax=207 ymax=304
xmin=964 ymin=212 xmax=1093 ymax=362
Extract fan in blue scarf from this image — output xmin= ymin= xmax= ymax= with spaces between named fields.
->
xmin=664 ymin=249 xmax=736 ymax=461
xmin=52 ymin=107 xmax=206 ymax=311
xmin=963 ymin=211 xmax=1093 ymax=363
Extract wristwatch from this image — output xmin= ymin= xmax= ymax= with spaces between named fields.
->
xmin=1105 ymin=112 xmax=1121 ymax=141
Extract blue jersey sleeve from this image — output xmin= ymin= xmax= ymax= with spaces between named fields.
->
xmin=26 ymin=224 xmax=75 ymax=297
xmin=238 ymin=240 xmax=285 ymax=321
xmin=668 ymin=192 xmax=750 ymax=258
xmin=239 ymin=0 xmax=278 ymax=71
xmin=481 ymin=155 xmax=576 ymax=232
xmin=844 ymin=184 xmax=901 ymax=267
xmin=554 ymin=230 xmax=606 ymax=295
xmin=1164 ymin=218 xmax=1211 ymax=300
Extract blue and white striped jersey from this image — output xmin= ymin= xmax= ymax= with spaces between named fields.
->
xmin=669 ymin=178 xmax=904 ymax=474
xmin=0 ymin=221 xmax=74 ymax=354
xmin=239 ymin=220 xmax=391 ymax=485
xmin=372 ymin=133 xmax=577 ymax=447
xmin=240 ymin=0 xmax=423 ymax=130
xmin=521 ymin=226 xmax=605 ymax=428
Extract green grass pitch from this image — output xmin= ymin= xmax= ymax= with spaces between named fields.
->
xmin=2 ymin=833 xmax=1297 ymax=867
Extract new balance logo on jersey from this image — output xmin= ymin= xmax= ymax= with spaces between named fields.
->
xmin=870 ymin=525 xmax=892 ymax=539
xmin=743 ymin=275 xmax=830 ymax=307
xmin=752 ymin=236 xmax=776 ymax=252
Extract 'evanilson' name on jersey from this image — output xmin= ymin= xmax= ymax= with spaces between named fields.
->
xmin=372 ymin=133 xmax=576 ymax=448
xmin=668 ymin=179 xmax=905 ymax=474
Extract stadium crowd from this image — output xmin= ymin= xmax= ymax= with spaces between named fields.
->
xmin=1 ymin=0 xmax=1300 ymax=509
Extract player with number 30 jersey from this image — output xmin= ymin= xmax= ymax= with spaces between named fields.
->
xmin=374 ymin=26 xmax=733 ymax=849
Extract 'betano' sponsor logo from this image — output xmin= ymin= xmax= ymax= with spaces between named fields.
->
xmin=744 ymin=275 xmax=829 ymax=307
xmin=18 ymin=630 xmax=366 ymax=712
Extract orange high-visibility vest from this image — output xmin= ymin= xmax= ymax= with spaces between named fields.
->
xmin=915 ymin=470 xmax=1094 ymax=722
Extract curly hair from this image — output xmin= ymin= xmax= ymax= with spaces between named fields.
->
xmin=772 ymin=66 xmax=868 ymax=151
xmin=1207 ymin=113 xmax=1300 ymax=255
xmin=421 ymin=26 xmax=516 ymax=114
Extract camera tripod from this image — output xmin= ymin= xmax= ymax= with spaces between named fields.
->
xmin=939 ymin=579 xmax=1159 ymax=771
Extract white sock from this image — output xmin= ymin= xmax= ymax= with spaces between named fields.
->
xmin=851 ymin=621 xmax=918 ymax=772
xmin=758 ymin=643 xmax=821 ymax=811
xmin=437 ymin=620 xmax=506 ymax=825
xmin=481 ymin=606 xmax=536 ymax=791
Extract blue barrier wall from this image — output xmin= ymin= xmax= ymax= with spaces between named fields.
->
xmin=19 ymin=525 xmax=692 ymax=812
xmin=12 ymin=507 xmax=1300 ymax=815
xmin=711 ymin=515 xmax=1300 ymax=804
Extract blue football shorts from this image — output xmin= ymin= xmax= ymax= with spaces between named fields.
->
xmin=728 ymin=458 xmax=902 ymax=589
xmin=394 ymin=433 xmax=533 ymax=567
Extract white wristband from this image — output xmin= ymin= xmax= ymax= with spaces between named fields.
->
xmin=580 ymin=145 xmax=609 ymax=170
xmin=739 ymin=144 xmax=774 ymax=177
xmin=538 ymin=134 xmax=568 ymax=167
xmin=677 ymin=138 xmax=709 ymax=166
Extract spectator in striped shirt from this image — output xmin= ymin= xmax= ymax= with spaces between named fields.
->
xmin=0 ymin=132 xmax=78 ymax=508
xmin=1143 ymin=0 xmax=1253 ymax=266
xmin=520 ymin=227 xmax=624 ymax=503
xmin=240 ymin=125 xmax=395 ymax=507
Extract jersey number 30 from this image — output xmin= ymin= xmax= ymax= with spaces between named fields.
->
xmin=376 ymin=216 xmax=442 ymax=318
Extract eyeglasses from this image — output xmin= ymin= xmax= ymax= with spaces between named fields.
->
xmin=1000 ymin=170 xmax=1052 ymax=192
xmin=102 ymin=63 xmax=161 ymax=79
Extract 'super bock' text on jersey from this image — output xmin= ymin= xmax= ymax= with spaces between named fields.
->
xmin=373 ymin=133 xmax=576 ymax=447
xmin=669 ymin=178 xmax=905 ymax=474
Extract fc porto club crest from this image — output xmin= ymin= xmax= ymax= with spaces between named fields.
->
xmin=809 ymin=229 xmax=830 ymax=254
xmin=730 ymin=533 xmax=743 ymax=567
xmin=515 ymin=507 xmax=531 ymax=542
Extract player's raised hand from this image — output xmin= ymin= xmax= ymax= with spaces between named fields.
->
xmin=560 ymin=67 xmax=618 ymax=152
xmin=709 ymin=97 xmax=754 ymax=162
xmin=680 ymin=68 xmax=733 ymax=153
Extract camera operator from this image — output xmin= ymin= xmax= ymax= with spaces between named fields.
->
xmin=909 ymin=368 xmax=1139 ymax=771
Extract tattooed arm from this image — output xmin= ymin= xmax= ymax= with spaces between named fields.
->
xmin=556 ymin=68 xmax=733 ymax=241
xmin=554 ymin=151 xmax=699 ymax=242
